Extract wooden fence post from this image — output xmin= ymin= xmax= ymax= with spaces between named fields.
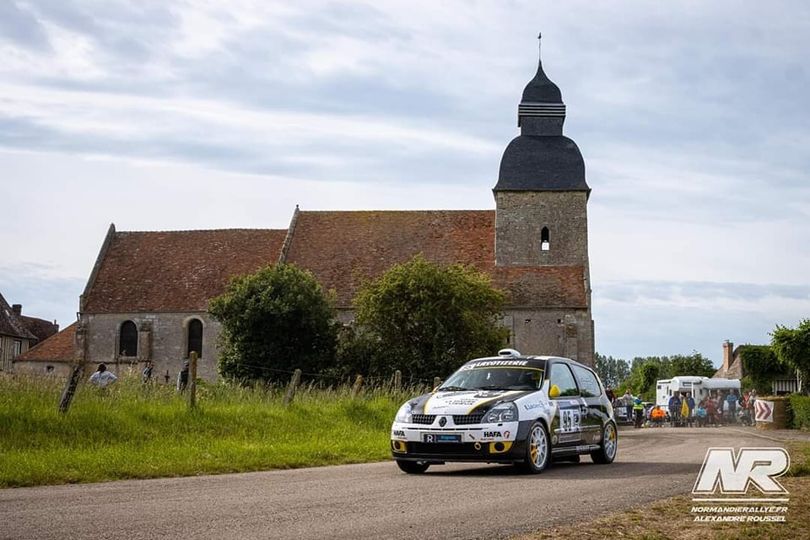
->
xmin=188 ymin=351 xmax=198 ymax=409
xmin=393 ymin=370 xmax=402 ymax=391
xmin=58 ymin=363 xmax=85 ymax=414
xmin=58 ymin=323 xmax=88 ymax=414
xmin=351 ymin=374 xmax=364 ymax=397
xmin=433 ymin=377 xmax=442 ymax=390
xmin=283 ymin=369 xmax=302 ymax=406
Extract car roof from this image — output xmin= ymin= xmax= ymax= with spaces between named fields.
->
xmin=463 ymin=354 xmax=595 ymax=371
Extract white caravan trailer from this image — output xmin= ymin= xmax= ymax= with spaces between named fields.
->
xmin=656 ymin=376 xmax=741 ymax=407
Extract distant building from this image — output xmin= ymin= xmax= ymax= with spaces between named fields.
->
xmin=0 ymin=293 xmax=58 ymax=371
xmin=13 ymin=323 xmax=77 ymax=376
xmin=713 ymin=340 xmax=798 ymax=395
xmin=713 ymin=340 xmax=743 ymax=379
xmin=77 ymin=36 xmax=596 ymax=380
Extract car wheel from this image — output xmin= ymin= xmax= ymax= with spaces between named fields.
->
xmin=519 ymin=421 xmax=551 ymax=474
xmin=591 ymin=421 xmax=618 ymax=464
xmin=396 ymin=460 xmax=430 ymax=474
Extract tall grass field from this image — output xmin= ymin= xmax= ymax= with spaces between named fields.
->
xmin=0 ymin=373 xmax=419 ymax=488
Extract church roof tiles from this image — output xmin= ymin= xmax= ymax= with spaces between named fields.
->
xmin=80 ymin=210 xmax=587 ymax=314
xmin=81 ymin=229 xmax=288 ymax=313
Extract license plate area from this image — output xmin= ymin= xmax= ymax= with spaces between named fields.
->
xmin=422 ymin=433 xmax=461 ymax=443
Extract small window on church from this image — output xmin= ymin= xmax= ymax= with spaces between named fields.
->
xmin=541 ymin=226 xmax=550 ymax=251
xmin=119 ymin=321 xmax=138 ymax=357
xmin=187 ymin=319 xmax=203 ymax=358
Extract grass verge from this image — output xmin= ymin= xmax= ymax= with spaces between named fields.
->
xmin=0 ymin=373 xmax=418 ymax=488
xmin=517 ymin=441 xmax=810 ymax=540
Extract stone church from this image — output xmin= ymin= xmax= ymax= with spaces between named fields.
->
xmin=18 ymin=36 xmax=594 ymax=381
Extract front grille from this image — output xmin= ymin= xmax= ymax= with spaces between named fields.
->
xmin=410 ymin=414 xmax=436 ymax=425
xmin=452 ymin=413 xmax=485 ymax=425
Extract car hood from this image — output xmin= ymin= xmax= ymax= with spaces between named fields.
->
xmin=411 ymin=389 xmax=533 ymax=416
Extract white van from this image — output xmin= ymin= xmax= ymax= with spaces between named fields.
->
xmin=655 ymin=376 xmax=740 ymax=407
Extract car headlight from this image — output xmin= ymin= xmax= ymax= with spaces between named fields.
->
xmin=483 ymin=402 xmax=518 ymax=423
xmin=395 ymin=402 xmax=413 ymax=423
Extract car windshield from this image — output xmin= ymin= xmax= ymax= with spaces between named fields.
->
xmin=439 ymin=367 xmax=544 ymax=391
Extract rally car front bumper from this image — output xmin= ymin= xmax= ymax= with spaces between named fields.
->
xmin=390 ymin=420 xmax=526 ymax=463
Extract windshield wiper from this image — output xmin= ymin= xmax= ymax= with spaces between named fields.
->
xmin=437 ymin=385 xmax=469 ymax=392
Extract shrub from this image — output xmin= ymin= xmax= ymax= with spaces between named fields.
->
xmin=209 ymin=264 xmax=338 ymax=383
xmin=739 ymin=345 xmax=788 ymax=394
xmin=790 ymin=394 xmax=810 ymax=430
xmin=353 ymin=255 xmax=508 ymax=380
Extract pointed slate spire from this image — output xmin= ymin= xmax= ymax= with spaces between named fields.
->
xmin=521 ymin=33 xmax=562 ymax=103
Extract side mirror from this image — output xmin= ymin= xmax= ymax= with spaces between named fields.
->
xmin=549 ymin=384 xmax=561 ymax=399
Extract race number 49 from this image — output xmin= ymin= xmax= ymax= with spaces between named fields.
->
xmin=693 ymin=447 xmax=790 ymax=495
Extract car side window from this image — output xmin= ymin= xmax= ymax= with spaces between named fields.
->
xmin=549 ymin=363 xmax=579 ymax=397
xmin=572 ymin=365 xmax=602 ymax=398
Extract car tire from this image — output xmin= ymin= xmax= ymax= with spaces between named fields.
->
xmin=396 ymin=460 xmax=430 ymax=474
xmin=519 ymin=421 xmax=551 ymax=474
xmin=591 ymin=421 xmax=618 ymax=464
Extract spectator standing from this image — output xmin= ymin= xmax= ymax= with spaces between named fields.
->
xmin=89 ymin=363 xmax=118 ymax=388
xmin=680 ymin=395 xmax=691 ymax=427
xmin=142 ymin=361 xmax=154 ymax=384
xmin=623 ymin=390 xmax=633 ymax=424
xmin=177 ymin=360 xmax=190 ymax=392
xmin=633 ymin=397 xmax=644 ymax=428
xmin=668 ymin=393 xmax=681 ymax=427
xmin=706 ymin=397 xmax=718 ymax=425
xmin=726 ymin=390 xmax=738 ymax=424
xmin=696 ymin=401 xmax=708 ymax=427
xmin=717 ymin=391 xmax=725 ymax=421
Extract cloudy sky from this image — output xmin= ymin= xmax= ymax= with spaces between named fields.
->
xmin=1 ymin=0 xmax=808 ymax=365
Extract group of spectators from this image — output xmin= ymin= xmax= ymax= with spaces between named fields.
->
xmin=610 ymin=388 xmax=759 ymax=428
xmin=87 ymin=360 xmax=192 ymax=392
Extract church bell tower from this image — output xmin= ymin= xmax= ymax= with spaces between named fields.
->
xmin=494 ymin=34 xmax=594 ymax=364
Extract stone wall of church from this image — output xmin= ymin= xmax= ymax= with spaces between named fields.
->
xmin=494 ymin=191 xmax=589 ymax=267
xmin=337 ymin=307 xmax=594 ymax=366
xmin=501 ymin=308 xmax=593 ymax=366
xmin=83 ymin=312 xmax=221 ymax=382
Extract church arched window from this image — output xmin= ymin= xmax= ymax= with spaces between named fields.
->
xmin=187 ymin=319 xmax=203 ymax=358
xmin=541 ymin=226 xmax=550 ymax=251
xmin=119 ymin=320 xmax=138 ymax=357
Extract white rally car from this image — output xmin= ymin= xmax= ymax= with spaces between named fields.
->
xmin=391 ymin=350 xmax=618 ymax=474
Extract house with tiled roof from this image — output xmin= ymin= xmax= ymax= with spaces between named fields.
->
xmin=77 ymin=36 xmax=595 ymax=381
xmin=13 ymin=323 xmax=78 ymax=376
xmin=0 ymin=293 xmax=58 ymax=371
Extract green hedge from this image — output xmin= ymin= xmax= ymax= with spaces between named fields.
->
xmin=790 ymin=394 xmax=810 ymax=430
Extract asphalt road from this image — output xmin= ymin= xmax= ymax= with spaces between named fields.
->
xmin=0 ymin=427 xmax=783 ymax=540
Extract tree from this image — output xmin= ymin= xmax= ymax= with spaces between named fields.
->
xmin=594 ymin=353 xmax=630 ymax=389
xmin=209 ymin=264 xmax=338 ymax=383
xmin=667 ymin=352 xmax=716 ymax=378
xmin=639 ymin=363 xmax=660 ymax=398
xmin=738 ymin=345 xmax=786 ymax=394
xmin=352 ymin=255 xmax=508 ymax=380
xmin=621 ymin=351 xmax=713 ymax=399
xmin=771 ymin=319 xmax=810 ymax=394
